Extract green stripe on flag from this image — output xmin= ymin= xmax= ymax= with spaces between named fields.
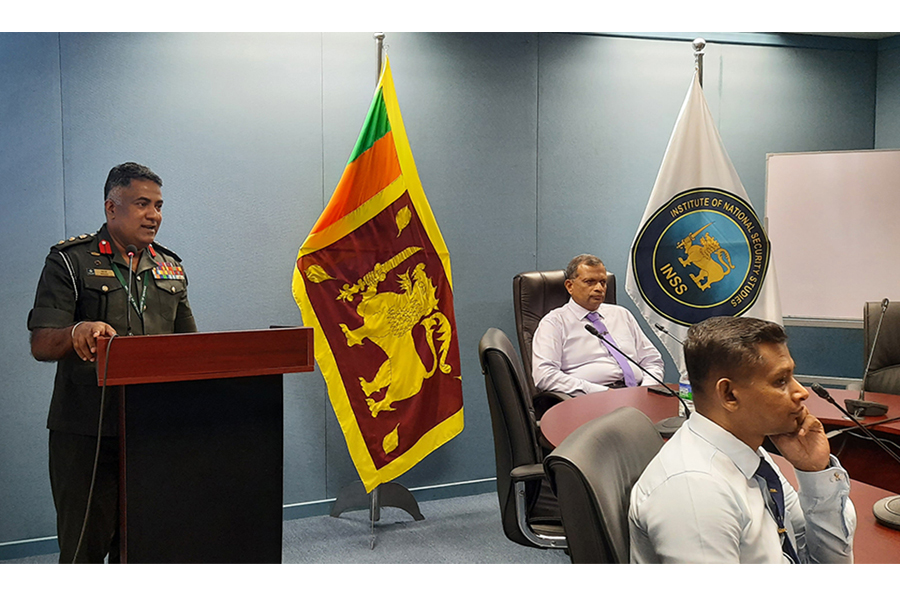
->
xmin=347 ymin=88 xmax=392 ymax=164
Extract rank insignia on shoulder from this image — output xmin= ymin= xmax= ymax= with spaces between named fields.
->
xmin=152 ymin=262 xmax=185 ymax=280
xmin=87 ymin=268 xmax=115 ymax=277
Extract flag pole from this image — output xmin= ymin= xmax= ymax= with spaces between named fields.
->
xmin=369 ymin=30 xmax=385 ymax=549
xmin=327 ymin=33 xmax=429 ymax=550
xmin=693 ymin=38 xmax=706 ymax=87
xmin=375 ymin=32 xmax=385 ymax=82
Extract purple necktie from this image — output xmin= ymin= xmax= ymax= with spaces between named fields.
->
xmin=586 ymin=312 xmax=637 ymax=387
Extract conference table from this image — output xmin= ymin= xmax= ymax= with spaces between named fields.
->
xmin=540 ymin=385 xmax=900 ymax=564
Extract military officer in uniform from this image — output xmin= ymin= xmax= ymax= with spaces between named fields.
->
xmin=28 ymin=162 xmax=197 ymax=563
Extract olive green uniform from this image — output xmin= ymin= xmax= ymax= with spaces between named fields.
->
xmin=28 ymin=223 xmax=197 ymax=562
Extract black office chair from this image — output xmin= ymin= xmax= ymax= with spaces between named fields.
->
xmin=544 ymin=406 xmax=662 ymax=563
xmin=863 ymin=301 xmax=900 ymax=395
xmin=479 ymin=327 xmax=567 ymax=550
xmin=513 ymin=269 xmax=617 ymax=419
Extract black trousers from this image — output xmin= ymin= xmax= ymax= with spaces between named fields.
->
xmin=49 ymin=430 xmax=120 ymax=563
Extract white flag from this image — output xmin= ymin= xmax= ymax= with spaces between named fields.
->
xmin=625 ymin=70 xmax=782 ymax=377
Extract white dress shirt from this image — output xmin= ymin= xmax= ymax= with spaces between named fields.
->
xmin=629 ymin=412 xmax=857 ymax=564
xmin=531 ymin=298 xmax=665 ymax=395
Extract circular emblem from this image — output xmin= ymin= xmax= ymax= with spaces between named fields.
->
xmin=631 ymin=188 xmax=770 ymax=326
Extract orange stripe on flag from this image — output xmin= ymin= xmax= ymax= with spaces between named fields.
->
xmin=311 ymin=131 xmax=401 ymax=234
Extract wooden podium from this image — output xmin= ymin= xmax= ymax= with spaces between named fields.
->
xmin=96 ymin=327 xmax=313 ymax=564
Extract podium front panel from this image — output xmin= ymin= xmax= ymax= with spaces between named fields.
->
xmin=120 ymin=375 xmax=283 ymax=563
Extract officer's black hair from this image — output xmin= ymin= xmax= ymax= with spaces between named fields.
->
xmin=104 ymin=162 xmax=162 ymax=200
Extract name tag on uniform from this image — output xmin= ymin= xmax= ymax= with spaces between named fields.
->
xmin=152 ymin=262 xmax=185 ymax=280
xmin=87 ymin=268 xmax=115 ymax=277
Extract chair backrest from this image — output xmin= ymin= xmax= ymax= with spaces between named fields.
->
xmin=864 ymin=301 xmax=900 ymax=395
xmin=513 ymin=269 xmax=616 ymax=392
xmin=544 ymin=406 xmax=662 ymax=563
xmin=478 ymin=327 xmax=545 ymax=546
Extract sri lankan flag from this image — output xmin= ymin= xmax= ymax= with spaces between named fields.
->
xmin=292 ymin=57 xmax=464 ymax=493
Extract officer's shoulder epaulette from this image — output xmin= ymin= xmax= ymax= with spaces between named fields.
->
xmin=151 ymin=240 xmax=183 ymax=263
xmin=51 ymin=232 xmax=96 ymax=251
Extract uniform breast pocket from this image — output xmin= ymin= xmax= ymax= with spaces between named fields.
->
xmin=80 ymin=276 xmax=125 ymax=326
xmin=149 ymin=278 xmax=186 ymax=327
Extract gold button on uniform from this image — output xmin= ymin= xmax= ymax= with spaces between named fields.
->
xmin=101 ymin=285 xmax=109 ymax=292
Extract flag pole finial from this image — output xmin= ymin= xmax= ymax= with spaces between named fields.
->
xmin=692 ymin=38 xmax=706 ymax=88
xmin=374 ymin=33 xmax=386 ymax=84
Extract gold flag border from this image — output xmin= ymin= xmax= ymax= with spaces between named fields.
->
xmin=292 ymin=56 xmax=464 ymax=492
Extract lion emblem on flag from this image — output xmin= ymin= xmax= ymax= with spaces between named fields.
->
xmin=336 ymin=248 xmax=453 ymax=417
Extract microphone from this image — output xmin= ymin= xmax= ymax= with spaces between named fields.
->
xmin=654 ymin=322 xmax=684 ymax=346
xmin=811 ymin=382 xmax=900 ymax=530
xmin=125 ymin=244 xmax=137 ymax=336
xmin=585 ymin=323 xmax=690 ymax=434
xmin=811 ymin=384 xmax=900 ymax=464
xmin=826 ymin=415 xmax=900 ymax=439
xmin=854 ymin=298 xmax=891 ymax=417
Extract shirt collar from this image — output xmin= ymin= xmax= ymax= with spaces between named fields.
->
xmin=686 ymin=411 xmax=763 ymax=480
xmin=565 ymin=297 xmax=606 ymax=321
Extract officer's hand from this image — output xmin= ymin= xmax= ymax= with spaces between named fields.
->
xmin=71 ymin=321 xmax=117 ymax=362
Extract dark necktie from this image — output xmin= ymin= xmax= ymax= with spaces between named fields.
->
xmin=585 ymin=312 xmax=637 ymax=387
xmin=755 ymin=457 xmax=800 ymax=564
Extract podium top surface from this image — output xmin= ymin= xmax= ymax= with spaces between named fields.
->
xmin=96 ymin=327 xmax=314 ymax=385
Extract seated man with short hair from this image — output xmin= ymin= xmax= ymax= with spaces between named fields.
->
xmin=531 ymin=254 xmax=664 ymax=395
xmin=629 ymin=316 xmax=856 ymax=563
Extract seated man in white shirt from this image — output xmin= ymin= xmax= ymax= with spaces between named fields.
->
xmin=629 ymin=316 xmax=856 ymax=563
xmin=531 ymin=254 xmax=664 ymax=395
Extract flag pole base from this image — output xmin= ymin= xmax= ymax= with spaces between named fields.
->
xmin=330 ymin=481 xmax=425 ymax=522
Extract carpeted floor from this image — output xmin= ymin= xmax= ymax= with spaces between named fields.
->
xmin=2 ymin=492 xmax=569 ymax=564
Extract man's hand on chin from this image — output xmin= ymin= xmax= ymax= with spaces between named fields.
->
xmin=769 ymin=406 xmax=831 ymax=472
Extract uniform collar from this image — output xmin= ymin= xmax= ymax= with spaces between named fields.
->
xmin=98 ymin=223 xmax=159 ymax=274
xmin=686 ymin=411 xmax=764 ymax=480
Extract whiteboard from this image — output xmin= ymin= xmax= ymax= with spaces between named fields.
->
xmin=765 ymin=149 xmax=900 ymax=321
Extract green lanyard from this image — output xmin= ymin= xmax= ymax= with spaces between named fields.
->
xmin=111 ymin=262 xmax=149 ymax=317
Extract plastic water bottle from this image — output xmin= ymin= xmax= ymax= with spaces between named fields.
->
xmin=678 ymin=376 xmax=694 ymax=418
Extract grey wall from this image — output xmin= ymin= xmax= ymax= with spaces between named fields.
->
xmin=2 ymin=32 xmax=896 ymax=553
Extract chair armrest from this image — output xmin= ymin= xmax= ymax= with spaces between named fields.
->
xmin=510 ymin=463 xmax=546 ymax=482
xmin=533 ymin=390 xmax=573 ymax=421
xmin=534 ymin=391 xmax=576 ymax=455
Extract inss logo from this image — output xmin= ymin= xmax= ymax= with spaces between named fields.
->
xmin=632 ymin=188 xmax=770 ymax=326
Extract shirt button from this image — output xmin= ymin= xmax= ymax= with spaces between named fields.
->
xmin=101 ymin=285 xmax=109 ymax=292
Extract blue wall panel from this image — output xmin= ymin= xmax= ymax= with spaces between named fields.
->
xmin=0 ymin=33 xmax=65 ymax=544
xmin=876 ymin=38 xmax=900 ymax=148
xmin=785 ymin=326 xmax=865 ymax=380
